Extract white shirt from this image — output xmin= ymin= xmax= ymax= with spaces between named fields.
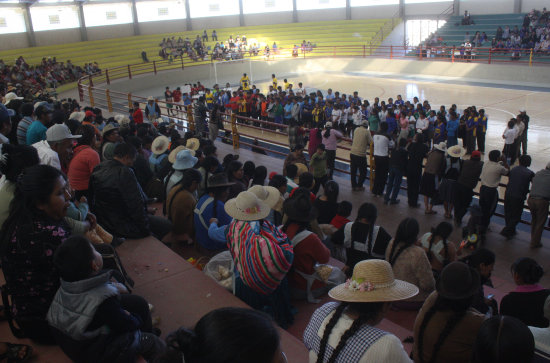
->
xmin=296 ymin=87 xmax=305 ymax=96
xmin=378 ymin=110 xmax=388 ymax=122
xmin=373 ymin=135 xmax=394 ymax=157
xmin=529 ymin=326 xmax=550 ymax=358
xmin=416 ymin=117 xmax=429 ymax=132
xmin=503 ymin=127 xmax=517 ymax=145
xmin=331 ymin=109 xmax=342 ymax=124
xmin=33 ymin=140 xmax=61 ymax=170
xmin=515 ymin=122 xmax=525 ymax=139
xmin=352 ymin=111 xmax=363 ymax=126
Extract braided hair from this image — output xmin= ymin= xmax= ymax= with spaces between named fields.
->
xmin=316 ymin=302 xmax=384 ymax=363
xmin=351 ymin=203 xmax=377 ymax=256
xmin=416 ymin=295 xmax=472 ymax=363
xmin=426 ymin=221 xmax=453 ymax=267
xmin=388 ymin=218 xmax=419 ymax=266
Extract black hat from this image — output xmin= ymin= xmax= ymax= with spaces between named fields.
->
xmin=207 ymin=173 xmax=235 ymax=188
xmin=436 ymin=261 xmax=480 ymax=300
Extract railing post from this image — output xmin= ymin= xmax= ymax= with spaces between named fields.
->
xmin=231 ymin=113 xmax=239 ymax=149
xmin=452 ymin=46 xmax=455 ymax=63
xmin=488 ymin=48 xmax=492 ymax=64
xmin=106 ymin=89 xmax=113 ymax=112
xmin=529 ymin=48 xmax=533 ymax=66
xmin=363 ymin=44 xmax=366 ymax=58
xmin=88 ymin=75 xmax=93 ymax=87
xmin=128 ymin=93 xmax=132 ymax=110
xmin=153 ymin=60 xmax=157 ymax=75
xmin=181 ymin=56 xmax=184 ymax=70
xmin=187 ymin=106 xmax=195 ymax=132
xmin=88 ymin=87 xmax=94 ymax=107
xmin=390 ymin=45 xmax=393 ymax=59
xmin=128 ymin=64 xmax=132 ymax=79
xmin=419 ymin=44 xmax=423 ymax=60
xmin=78 ymin=81 xmax=83 ymax=102
xmin=369 ymin=142 xmax=374 ymax=191
xmin=105 ymin=69 xmax=110 ymax=85
xmin=333 ymin=47 xmax=336 ymax=57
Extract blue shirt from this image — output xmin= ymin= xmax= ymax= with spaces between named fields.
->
xmin=447 ymin=119 xmax=459 ymax=137
xmin=284 ymin=104 xmax=293 ymax=119
xmin=26 ymin=120 xmax=47 ymax=145
xmin=194 ymin=194 xmax=232 ymax=250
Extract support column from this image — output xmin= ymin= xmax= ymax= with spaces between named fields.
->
xmin=292 ymin=0 xmax=298 ymax=23
xmin=346 ymin=0 xmax=351 ymax=20
xmin=453 ymin=0 xmax=460 ymax=16
xmin=23 ymin=4 xmax=36 ymax=47
xmin=77 ymin=2 xmax=88 ymax=42
xmin=239 ymin=0 xmax=244 ymax=26
xmin=399 ymin=0 xmax=404 ymax=18
xmin=514 ymin=0 xmax=522 ymax=13
xmin=131 ymin=0 xmax=140 ymax=36
xmin=185 ymin=0 xmax=192 ymax=31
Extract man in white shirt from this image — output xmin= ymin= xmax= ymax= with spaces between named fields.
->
xmin=372 ymin=122 xmax=395 ymax=196
xmin=33 ymin=124 xmax=81 ymax=170
xmin=511 ymin=117 xmax=525 ymax=165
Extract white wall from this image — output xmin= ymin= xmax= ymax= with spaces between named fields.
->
xmin=522 ymin=0 xmax=549 ymax=12
xmin=87 ymin=23 xmax=134 ymax=41
xmin=297 ymin=8 xmax=347 ymax=22
xmin=458 ymin=0 xmax=515 ymax=14
xmin=404 ymin=1 xmax=454 ymax=16
xmin=0 ymin=33 xmax=29 ymax=51
xmin=190 ymin=15 xmax=240 ymax=30
xmin=244 ymin=11 xmax=294 ymax=26
xmin=34 ymin=28 xmax=81 ymax=46
xmin=351 ymin=5 xmax=400 ymax=19
xmin=139 ymin=19 xmax=187 ymax=35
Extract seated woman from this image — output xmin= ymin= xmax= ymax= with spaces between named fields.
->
xmin=419 ymin=221 xmax=457 ymax=276
xmin=266 ymin=174 xmax=287 ymax=226
xmin=225 ymin=191 xmax=294 ymax=328
xmin=67 ymin=124 xmax=100 ymax=201
xmin=164 ymin=148 xmax=197 ymax=198
xmin=314 ymin=180 xmax=339 ymax=225
xmin=281 ymin=191 xmax=332 ymax=302
xmin=226 ymin=160 xmax=246 ymax=200
xmin=304 ymin=259 xmax=417 ymax=362
xmin=413 ymin=262 xmax=486 ymax=363
xmin=331 ymin=203 xmax=391 ymax=270
xmin=500 ymin=257 xmax=550 ymax=328
xmin=161 ymin=308 xmax=286 ymax=363
xmin=166 ymin=169 xmax=202 ymax=245
xmin=462 ymin=248 xmax=498 ymax=316
xmin=194 ymin=173 xmax=234 ymax=252
xmin=386 ymin=218 xmax=435 ymax=310
xmin=0 ymin=165 xmax=70 ymax=343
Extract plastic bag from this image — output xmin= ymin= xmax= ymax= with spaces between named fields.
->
xmin=204 ymin=251 xmax=234 ymax=291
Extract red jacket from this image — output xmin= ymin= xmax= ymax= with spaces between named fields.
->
xmin=133 ymin=108 xmax=144 ymax=125
xmin=330 ymin=215 xmax=351 ymax=230
xmin=68 ymin=145 xmax=101 ymax=191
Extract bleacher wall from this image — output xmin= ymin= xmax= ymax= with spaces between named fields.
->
xmin=0 ymin=0 xmax=548 ymax=51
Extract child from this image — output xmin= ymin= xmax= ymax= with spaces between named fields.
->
xmin=309 ymin=143 xmax=328 ymax=195
xmin=502 ymin=119 xmax=517 ymax=164
xmin=330 ymin=201 xmax=352 ymax=229
xmin=47 ymin=236 xmax=165 ymax=363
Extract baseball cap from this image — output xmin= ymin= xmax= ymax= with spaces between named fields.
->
xmin=3 ymin=92 xmax=23 ymax=105
xmin=34 ymin=101 xmax=52 ymax=111
xmin=85 ymin=110 xmax=95 ymax=118
xmin=46 ymin=124 xmax=82 ymax=142
xmin=0 ymin=104 xmax=15 ymax=123
xmin=519 ymin=108 xmax=526 ymax=113
xmin=471 ymin=150 xmax=481 ymax=159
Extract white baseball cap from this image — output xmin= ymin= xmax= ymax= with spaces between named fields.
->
xmin=46 ymin=124 xmax=81 ymax=142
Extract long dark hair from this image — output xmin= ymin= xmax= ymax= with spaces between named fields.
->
xmin=75 ymin=124 xmax=96 ymax=147
xmin=0 ymin=143 xmax=39 ymax=182
xmin=161 ymin=307 xmax=280 ymax=363
xmin=352 ymin=203 xmax=377 ymax=256
xmin=427 ymin=221 xmax=453 ymax=266
xmin=316 ymin=302 xmax=384 ymax=363
xmin=0 ymin=165 xmax=64 ymax=256
xmin=511 ymin=257 xmax=543 ymax=285
xmin=387 ymin=218 xmax=419 ymax=266
xmin=417 ymin=295 xmax=473 ymax=363
xmin=323 ymin=180 xmax=339 ymax=203
xmin=323 ymin=125 xmax=332 ymax=139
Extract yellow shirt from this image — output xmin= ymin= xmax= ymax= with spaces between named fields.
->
xmin=240 ymin=76 xmax=250 ymax=90
xmin=238 ymin=99 xmax=247 ymax=113
xmin=272 ymin=77 xmax=278 ymax=88
xmin=205 ymin=92 xmax=214 ymax=104
xmin=284 ymin=81 xmax=290 ymax=90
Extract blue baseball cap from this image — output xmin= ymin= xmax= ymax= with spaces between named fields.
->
xmin=0 ymin=104 xmax=15 ymax=124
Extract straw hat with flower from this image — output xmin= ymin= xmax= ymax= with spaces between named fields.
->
xmin=248 ymin=185 xmax=281 ymax=209
xmin=447 ymin=145 xmax=466 ymax=159
xmin=152 ymin=135 xmax=170 ymax=155
xmin=168 ymin=145 xmax=195 ymax=164
xmin=186 ymin=138 xmax=200 ymax=151
xmin=224 ymin=191 xmax=271 ymax=221
xmin=329 ymin=260 xmax=419 ymax=302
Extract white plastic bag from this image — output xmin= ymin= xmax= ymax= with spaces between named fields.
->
xmin=204 ymin=251 xmax=234 ymax=291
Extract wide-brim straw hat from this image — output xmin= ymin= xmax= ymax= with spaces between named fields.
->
xmin=447 ymin=145 xmax=466 ymax=158
xmin=248 ymin=185 xmax=280 ymax=209
xmin=186 ymin=138 xmax=200 ymax=151
xmin=295 ymin=162 xmax=308 ymax=177
xmin=224 ymin=191 xmax=271 ymax=221
xmin=168 ymin=145 xmax=195 ymax=164
xmin=434 ymin=142 xmax=447 ymax=152
xmin=152 ymin=135 xmax=170 ymax=155
xmin=436 ymin=261 xmax=480 ymax=300
xmin=329 ymin=260 xmax=419 ymax=303
xmin=101 ymin=123 xmax=119 ymax=137
xmin=173 ymin=149 xmax=198 ymax=171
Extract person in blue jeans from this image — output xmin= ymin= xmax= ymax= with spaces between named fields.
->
xmin=385 ymin=138 xmax=409 ymax=205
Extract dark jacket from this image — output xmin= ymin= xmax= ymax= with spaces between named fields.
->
xmin=90 ymin=159 xmax=150 ymax=238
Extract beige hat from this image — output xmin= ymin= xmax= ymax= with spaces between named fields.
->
xmin=434 ymin=142 xmax=447 ymax=152
xmin=447 ymin=145 xmax=466 ymax=158
xmin=224 ymin=191 xmax=270 ymax=221
xmin=101 ymin=123 xmax=119 ymax=137
xmin=3 ymin=92 xmax=23 ymax=105
xmin=69 ymin=111 xmax=86 ymax=122
xmin=147 ymin=96 xmax=154 ymax=102
xmin=152 ymin=135 xmax=170 ymax=155
xmin=168 ymin=145 xmax=195 ymax=164
xmin=186 ymin=138 xmax=200 ymax=151
xmin=329 ymin=260 xmax=419 ymax=303
xmin=114 ymin=114 xmax=131 ymax=127
xmin=248 ymin=185 xmax=280 ymax=209
xmin=295 ymin=162 xmax=308 ymax=177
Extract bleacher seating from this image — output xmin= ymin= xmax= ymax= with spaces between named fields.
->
xmin=0 ymin=19 xmax=392 ymax=72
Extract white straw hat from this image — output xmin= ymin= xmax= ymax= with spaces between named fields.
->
xmin=151 ymin=135 xmax=170 ymax=155
xmin=434 ymin=142 xmax=447 ymax=152
xmin=447 ymin=145 xmax=466 ymax=158
xmin=224 ymin=191 xmax=270 ymax=221
xmin=185 ymin=138 xmax=200 ymax=151
xmin=248 ymin=185 xmax=281 ymax=209
xmin=168 ymin=145 xmax=195 ymax=164
xmin=329 ymin=260 xmax=419 ymax=303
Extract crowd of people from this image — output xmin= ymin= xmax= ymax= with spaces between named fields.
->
xmin=0 ymin=69 xmax=549 ymax=362
xmin=0 ymin=56 xmax=100 ymax=100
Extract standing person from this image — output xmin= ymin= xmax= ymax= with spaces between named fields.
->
xmin=446 ymin=111 xmax=459 ymax=147
xmin=309 ymin=144 xmax=328 ymax=196
xmin=420 ymin=142 xmax=447 ymax=215
xmin=208 ymin=103 xmax=223 ymax=143
xmin=308 ymin=125 xmax=323 ymax=160
xmin=453 ymin=150 xmax=484 ymax=226
xmin=502 ymin=119 xmax=518 ymax=164
xmin=527 ymin=162 xmax=550 ymax=249
xmin=511 ymin=117 xmax=525 ymax=165
xmin=303 ymin=260 xmax=417 ymax=363
xmin=385 ymin=138 xmax=408 ymax=205
xmin=164 ymin=86 xmax=174 ymax=116
xmin=193 ymin=96 xmax=207 ymax=138
xmin=225 ymin=191 xmax=295 ymax=328
xmin=475 ymin=109 xmax=487 ymax=153
xmin=322 ymin=122 xmax=342 ymax=179
xmin=500 ymin=155 xmax=534 ymax=239
xmin=518 ymin=108 xmax=529 ymax=155
xmin=478 ymin=150 xmax=509 ymax=239
xmin=413 ymin=262 xmax=485 ymax=363
xmin=349 ymin=120 xmax=373 ymax=192
xmin=386 ymin=218 xmax=435 ymax=310
xmin=406 ymin=133 xmax=429 ymax=208
xmin=132 ymin=102 xmax=144 ymax=125
xmin=172 ymin=87 xmax=182 ymax=115
xmin=144 ymin=97 xmax=161 ymax=123
xmin=372 ymin=122 xmax=394 ymax=196
xmin=288 ymin=119 xmax=304 ymax=151
xmin=465 ymin=110 xmax=477 ymax=154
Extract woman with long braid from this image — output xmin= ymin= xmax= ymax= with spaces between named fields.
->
xmin=419 ymin=221 xmax=457 ymax=276
xmin=304 ymin=259 xmax=417 ymax=362
xmin=413 ymin=261 xmax=486 ymax=363
xmin=385 ymin=218 xmax=435 ymax=310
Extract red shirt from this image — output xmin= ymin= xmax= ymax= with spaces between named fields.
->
xmin=172 ymin=90 xmax=182 ymax=103
xmin=68 ymin=145 xmax=101 ymax=191
xmin=133 ymin=108 xmax=144 ymax=125
xmin=330 ymin=215 xmax=351 ymax=230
